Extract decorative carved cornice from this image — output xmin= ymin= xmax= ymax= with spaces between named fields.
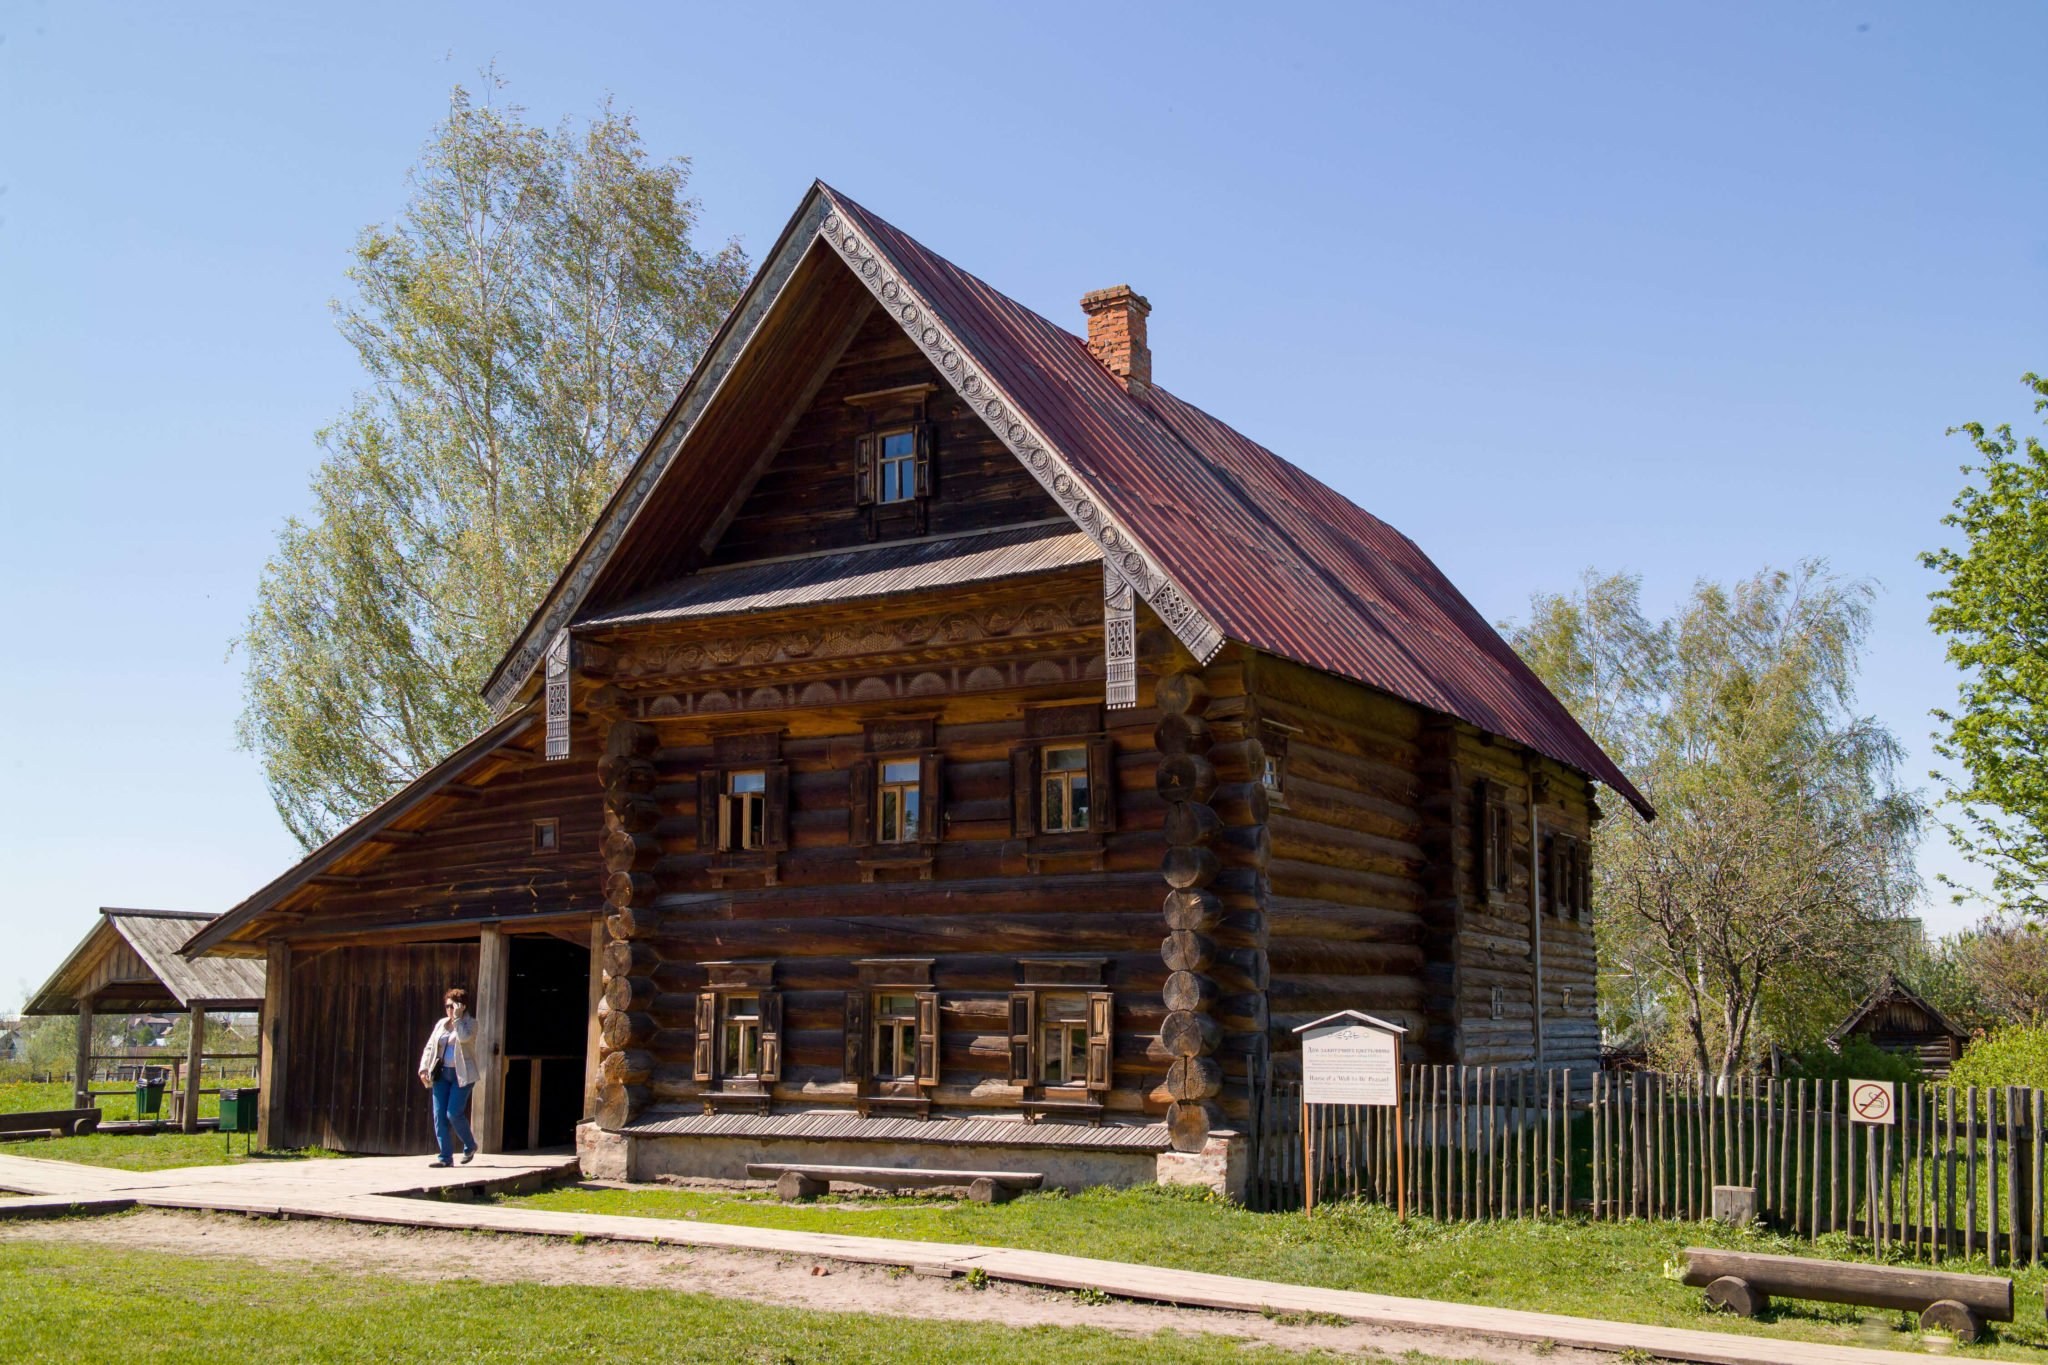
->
xmin=818 ymin=203 xmax=1226 ymax=666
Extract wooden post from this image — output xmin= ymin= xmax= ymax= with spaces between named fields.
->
xmin=1396 ymin=1070 xmax=1408 ymax=1222
xmin=473 ymin=925 xmax=511 ymax=1155
xmin=583 ymin=915 xmax=605 ymax=1123
xmin=256 ymin=939 xmax=290 ymax=1149
xmin=182 ymin=1004 xmax=206 ymax=1134
xmin=1302 ymin=1088 xmax=1314 ymax=1215
xmin=73 ymin=992 xmax=94 ymax=1110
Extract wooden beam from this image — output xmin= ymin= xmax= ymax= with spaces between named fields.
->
xmin=74 ymin=993 xmax=94 ymax=1110
xmin=442 ymin=784 xmax=489 ymax=800
xmin=366 ymin=829 xmax=429 ymax=844
xmin=182 ymin=1005 xmax=206 ymax=1134
xmin=473 ymin=926 xmax=510 ymax=1155
xmin=256 ymin=940 xmax=290 ymax=1149
xmin=307 ymin=874 xmax=363 ymax=889
xmin=584 ymin=915 xmax=605 ymax=1124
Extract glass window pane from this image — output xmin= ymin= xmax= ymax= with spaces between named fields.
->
xmin=1043 ymin=994 xmax=1087 ymax=1022
xmin=882 ymin=760 xmax=920 ymax=782
xmin=745 ymin=800 xmax=764 ymax=847
xmin=1046 ymin=746 xmax=1086 ymax=771
xmin=880 ymin=789 xmax=900 ymax=840
xmin=1043 ymin=777 xmax=1064 ymax=831
xmin=882 ymin=430 xmax=915 ymax=456
xmin=1070 ymin=776 xmax=1089 ymax=829
xmin=730 ymin=771 xmax=766 ymax=794
xmin=901 ymin=789 xmax=919 ymax=837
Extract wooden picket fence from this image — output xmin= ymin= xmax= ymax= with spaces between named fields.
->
xmin=1248 ymin=1066 xmax=2048 ymax=1267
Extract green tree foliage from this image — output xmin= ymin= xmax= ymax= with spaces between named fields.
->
xmin=1787 ymin=1035 xmax=1921 ymax=1086
xmin=1510 ymin=566 xmax=1922 ymax=1077
xmin=1948 ymin=1023 xmax=2048 ymax=1092
xmin=1914 ymin=914 xmax=2048 ymax=1032
xmin=238 ymin=79 xmax=748 ymax=845
xmin=1923 ymin=372 xmax=2048 ymax=916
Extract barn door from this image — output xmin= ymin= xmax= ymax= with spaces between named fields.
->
xmin=283 ymin=942 xmax=478 ymax=1155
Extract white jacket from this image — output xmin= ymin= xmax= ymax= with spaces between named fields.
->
xmin=419 ymin=1015 xmax=478 ymax=1088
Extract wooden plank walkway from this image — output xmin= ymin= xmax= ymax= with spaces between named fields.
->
xmin=0 ymin=1152 xmax=2016 ymax=1364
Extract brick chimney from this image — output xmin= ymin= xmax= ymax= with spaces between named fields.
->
xmin=1080 ymin=285 xmax=1152 ymax=395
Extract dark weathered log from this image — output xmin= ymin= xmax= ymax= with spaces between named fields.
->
xmin=1165 ymin=1055 xmax=1224 ymax=1101
xmin=1212 ymin=823 xmax=1271 ymax=870
xmin=594 ymin=1082 xmax=650 ymax=1130
xmin=602 ymin=974 xmax=657 ymax=1013
xmin=1162 ymin=888 xmax=1223 ymax=932
xmin=604 ymin=872 xmax=659 ymax=909
xmin=1678 ymin=1249 xmax=2012 ymax=1321
xmin=1160 ymin=1010 xmax=1221 ymax=1057
xmin=1209 ymin=781 xmax=1269 ymax=828
xmin=1162 ymin=846 xmax=1220 ymax=890
xmin=1163 ymin=802 xmax=1221 ymax=848
xmin=1161 ymin=931 xmax=1216 ymax=973
xmin=1166 ymin=1099 xmax=1221 ymax=1152
xmin=1161 ymin=971 xmax=1218 ymax=1013
xmin=600 ymin=1008 xmax=660 ymax=1050
xmin=606 ymin=794 xmax=662 ymax=833
xmin=1155 ymin=753 xmax=1218 ymax=805
xmin=1154 ymin=672 xmax=1210 ymax=717
xmin=603 ymin=939 xmax=662 ymax=979
xmin=1153 ymin=712 xmax=1212 ymax=756
xmin=599 ymin=1048 xmax=654 ymax=1085
xmin=1204 ymin=738 xmax=1265 ymax=783
xmin=602 ymin=829 xmax=661 ymax=870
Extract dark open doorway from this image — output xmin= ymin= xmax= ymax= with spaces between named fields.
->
xmin=500 ymin=934 xmax=589 ymax=1151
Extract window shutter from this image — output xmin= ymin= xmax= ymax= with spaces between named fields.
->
xmin=1085 ymin=991 xmax=1114 ymax=1092
xmin=918 ymin=751 xmax=945 ymax=845
xmin=1087 ymin=738 xmax=1117 ymax=833
xmin=1010 ymin=746 xmax=1038 ymax=837
xmin=759 ymin=991 xmax=783 ymax=1082
xmin=763 ymin=761 xmax=790 ymax=851
xmin=913 ymin=422 xmax=936 ymax=499
xmin=848 ymin=758 xmax=875 ymax=848
xmin=1574 ymin=841 xmax=1593 ymax=922
xmin=914 ymin=990 xmax=940 ymax=1086
xmin=697 ymin=770 xmax=721 ymax=850
xmin=843 ymin=991 xmax=869 ymax=1083
xmin=1006 ymin=991 xmax=1036 ymax=1085
xmin=854 ymin=432 xmax=875 ymax=507
xmin=693 ymin=993 xmax=716 ymax=1082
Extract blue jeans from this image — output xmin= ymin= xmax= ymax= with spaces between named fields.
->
xmin=431 ymin=1073 xmax=476 ymax=1162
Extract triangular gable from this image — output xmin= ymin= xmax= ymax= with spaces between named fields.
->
xmin=1829 ymin=975 xmax=1970 ymax=1045
xmin=482 ymin=181 xmax=1648 ymax=817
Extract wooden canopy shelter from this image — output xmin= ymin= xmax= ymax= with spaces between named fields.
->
xmin=1829 ymin=975 xmax=1972 ymax=1076
xmin=25 ymin=908 xmax=265 ymax=1126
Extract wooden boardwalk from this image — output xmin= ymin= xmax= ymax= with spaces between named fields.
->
xmin=0 ymin=1152 xmax=2011 ymax=1364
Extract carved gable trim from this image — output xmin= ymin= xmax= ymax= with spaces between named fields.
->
xmin=817 ymin=204 xmax=1226 ymax=667
xmin=484 ymin=194 xmax=836 ymax=714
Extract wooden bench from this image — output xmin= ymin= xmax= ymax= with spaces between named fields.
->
xmin=747 ymin=1163 xmax=1044 ymax=1205
xmin=0 ymin=1108 xmax=100 ymax=1140
xmin=1680 ymin=1247 xmax=2014 ymax=1343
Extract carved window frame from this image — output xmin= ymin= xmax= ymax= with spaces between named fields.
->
xmin=1479 ymin=779 xmax=1513 ymax=902
xmin=850 ymin=385 xmax=936 ymax=537
xmin=1012 ymin=706 xmax=1116 ymax=870
xmin=531 ymin=817 xmax=560 ymax=855
xmin=1008 ymin=959 xmax=1112 ymax=1095
xmin=696 ymin=960 xmax=780 ymax=1094
xmin=1258 ymin=720 xmax=1297 ymax=809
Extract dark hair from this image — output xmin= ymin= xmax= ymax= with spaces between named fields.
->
xmin=445 ymin=987 xmax=468 ymax=1006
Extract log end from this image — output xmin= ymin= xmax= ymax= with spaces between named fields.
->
xmin=1704 ymin=1276 xmax=1767 ymax=1319
xmin=1920 ymin=1299 xmax=1981 ymax=1344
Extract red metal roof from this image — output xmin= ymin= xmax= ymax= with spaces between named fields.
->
xmin=826 ymin=186 xmax=1650 ymax=816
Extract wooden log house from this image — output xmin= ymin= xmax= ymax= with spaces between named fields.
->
xmin=1828 ymin=975 xmax=1972 ymax=1076
xmin=182 ymin=184 xmax=1649 ymax=1188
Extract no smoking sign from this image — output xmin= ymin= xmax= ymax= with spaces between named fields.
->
xmin=1848 ymin=1078 xmax=1897 ymax=1126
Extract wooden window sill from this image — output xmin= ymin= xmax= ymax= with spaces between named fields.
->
xmin=857 ymin=852 xmax=935 ymax=883
xmin=700 ymin=1090 xmax=772 ymax=1115
xmin=856 ymin=1095 xmax=932 ymax=1120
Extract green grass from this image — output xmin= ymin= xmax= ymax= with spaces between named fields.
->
xmin=0 ymin=1130 xmax=338 ymax=1171
xmin=0 ymin=1078 xmax=258 ymax=1124
xmin=501 ymin=1182 xmax=2048 ymax=1359
xmin=0 ymin=1240 xmax=1472 ymax=1364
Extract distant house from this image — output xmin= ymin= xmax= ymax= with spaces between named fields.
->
xmin=0 ymin=1020 xmax=25 ymax=1063
xmin=1830 ymin=976 xmax=1971 ymax=1076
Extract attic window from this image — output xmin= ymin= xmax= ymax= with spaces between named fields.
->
xmin=532 ymin=818 xmax=559 ymax=855
xmin=876 ymin=430 xmax=917 ymax=504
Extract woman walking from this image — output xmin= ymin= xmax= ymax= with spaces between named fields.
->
xmin=418 ymin=987 xmax=478 ymax=1167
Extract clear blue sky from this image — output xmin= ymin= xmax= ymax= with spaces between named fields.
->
xmin=3 ymin=2 xmax=2044 ymax=1007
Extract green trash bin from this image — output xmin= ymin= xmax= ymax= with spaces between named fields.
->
xmin=134 ymin=1077 xmax=165 ymax=1118
xmin=218 ymin=1088 xmax=257 ymax=1154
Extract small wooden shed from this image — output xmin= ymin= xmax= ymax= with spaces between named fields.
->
xmin=1829 ymin=976 xmax=1971 ymax=1076
xmin=25 ymin=908 xmax=266 ymax=1127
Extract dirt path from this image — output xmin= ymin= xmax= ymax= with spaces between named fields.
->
xmin=0 ymin=1209 xmax=1601 ymax=1363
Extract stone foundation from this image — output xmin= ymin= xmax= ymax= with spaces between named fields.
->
xmin=1153 ymin=1129 xmax=1248 ymax=1202
xmin=577 ymin=1119 xmax=1250 ymax=1201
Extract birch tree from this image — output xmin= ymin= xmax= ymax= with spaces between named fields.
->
xmin=238 ymin=79 xmax=748 ymax=845
xmin=1510 ymin=565 xmax=1922 ymax=1077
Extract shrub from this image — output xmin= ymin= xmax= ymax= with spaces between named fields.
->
xmin=1948 ymin=1023 xmax=2048 ymax=1092
xmin=1786 ymin=1034 xmax=1920 ymax=1085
